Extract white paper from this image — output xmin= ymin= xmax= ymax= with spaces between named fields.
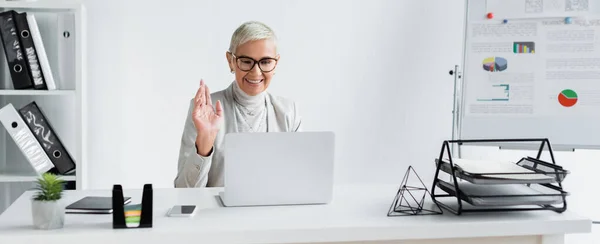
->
xmin=463 ymin=16 xmax=600 ymax=117
xmin=437 ymin=181 xmax=564 ymax=206
xmin=487 ymin=0 xmax=590 ymax=19
xmin=443 ymin=158 xmax=554 ymax=181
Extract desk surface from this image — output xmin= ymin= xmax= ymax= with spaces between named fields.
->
xmin=0 ymin=184 xmax=592 ymax=243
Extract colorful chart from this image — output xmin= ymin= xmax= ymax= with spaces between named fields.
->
xmin=514 ymin=42 xmax=535 ymax=53
xmin=482 ymin=57 xmax=508 ymax=72
xmin=558 ymin=89 xmax=578 ymax=107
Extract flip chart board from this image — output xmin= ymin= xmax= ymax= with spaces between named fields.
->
xmin=457 ymin=0 xmax=600 ymax=149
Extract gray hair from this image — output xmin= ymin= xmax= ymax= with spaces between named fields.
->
xmin=228 ymin=21 xmax=277 ymax=54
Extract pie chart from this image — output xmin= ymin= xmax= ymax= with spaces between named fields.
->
xmin=558 ymin=89 xmax=578 ymax=107
xmin=482 ymin=57 xmax=508 ymax=72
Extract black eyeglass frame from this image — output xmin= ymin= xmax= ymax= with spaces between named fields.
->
xmin=229 ymin=52 xmax=279 ymax=72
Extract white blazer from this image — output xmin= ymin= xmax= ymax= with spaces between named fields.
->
xmin=174 ymin=82 xmax=302 ymax=187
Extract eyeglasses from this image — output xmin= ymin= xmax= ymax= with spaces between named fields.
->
xmin=230 ymin=53 xmax=278 ymax=72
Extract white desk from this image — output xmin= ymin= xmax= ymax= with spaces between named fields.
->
xmin=0 ymin=184 xmax=591 ymax=244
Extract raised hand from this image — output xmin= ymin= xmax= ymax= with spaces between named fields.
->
xmin=192 ymin=79 xmax=223 ymax=156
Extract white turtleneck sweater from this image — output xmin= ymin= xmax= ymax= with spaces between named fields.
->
xmin=232 ymin=81 xmax=268 ymax=132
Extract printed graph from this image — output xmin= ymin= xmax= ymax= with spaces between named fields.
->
xmin=482 ymin=57 xmax=508 ymax=72
xmin=477 ymin=84 xmax=510 ymax=102
xmin=514 ymin=42 xmax=535 ymax=53
xmin=566 ymin=0 xmax=588 ymax=12
xmin=525 ymin=0 xmax=543 ymax=13
xmin=558 ymin=89 xmax=578 ymax=107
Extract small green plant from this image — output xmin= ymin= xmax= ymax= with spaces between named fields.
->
xmin=33 ymin=173 xmax=64 ymax=201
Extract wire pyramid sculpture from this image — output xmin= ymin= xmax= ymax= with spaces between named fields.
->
xmin=387 ymin=166 xmax=443 ymax=216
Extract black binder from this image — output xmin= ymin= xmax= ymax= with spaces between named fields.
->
xmin=13 ymin=12 xmax=46 ymax=90
xmin=0 ymin=10 xmax=33 ymax=89
xmin=18 ymin=101 xmax=76 ymax=174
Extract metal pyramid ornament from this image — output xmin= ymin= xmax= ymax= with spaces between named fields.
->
xmin=387 ymin=166 xmax=443 ymax=216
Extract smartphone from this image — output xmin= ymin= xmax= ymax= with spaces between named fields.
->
xmin=167 ymin=205 xmax=197 ymax=217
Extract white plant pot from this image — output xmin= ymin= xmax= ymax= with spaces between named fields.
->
xmin=31 ymin=200 xmax=65 ymax=230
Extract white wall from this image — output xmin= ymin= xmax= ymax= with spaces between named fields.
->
xmin=66 ymin=0 xmax=600 ymax=242
xmin=82 ymin=0 xmax=464 ymax=190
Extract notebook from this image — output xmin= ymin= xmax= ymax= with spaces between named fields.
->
xmin=66 ymin=196 xmax=131 ymax=214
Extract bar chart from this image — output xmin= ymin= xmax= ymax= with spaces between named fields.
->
xmin=514 ymin=42 xmax=535 ymax=53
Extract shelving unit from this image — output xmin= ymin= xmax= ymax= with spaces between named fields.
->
xmin=0 ymin=173 xmax=76 ymax=183
xmin=0 ymin=89 xmax=75 ymax=95
xmin=0 ymin=0 xmax=86 ymax=214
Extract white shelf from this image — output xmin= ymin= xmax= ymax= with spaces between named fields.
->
xmin=0 ymin=0 xmax=88 ymax=213
xmin=0 ymin=0 xmax=86 ymax=215
xmin=0 ymin=0 xmax=82 ymax=11
xmin=0 ymin=89 xmax=75 ymax=96
xmin=0 ymin=172 xmax=76 ymax=183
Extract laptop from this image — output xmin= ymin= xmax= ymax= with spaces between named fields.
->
xmin=218 ymin=131 xmax=335 ymax=207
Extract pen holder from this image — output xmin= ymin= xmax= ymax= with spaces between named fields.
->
xmin=112 ymin=184 xmax=153 ymax=229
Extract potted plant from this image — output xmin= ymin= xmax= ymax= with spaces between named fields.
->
xmin=31 ymin=172 xmax=66 ymax=230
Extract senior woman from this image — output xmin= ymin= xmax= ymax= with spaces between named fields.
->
xmin=174 ymin=21 xmax=302 ymax=188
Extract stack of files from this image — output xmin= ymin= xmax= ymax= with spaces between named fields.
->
xmin=434 ymin=157 xmax=569 ymax=207
xmin=0 ymin=10 xmax=56 ymax=90
xmin=0 ymin=102 xmax=76 ymax=176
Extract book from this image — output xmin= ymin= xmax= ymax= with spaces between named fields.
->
xmin=66 ymin=196 xmax=132 ymax=214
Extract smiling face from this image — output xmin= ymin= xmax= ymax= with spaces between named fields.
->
xmin=227 ymin=39 xmax=279 ymax=96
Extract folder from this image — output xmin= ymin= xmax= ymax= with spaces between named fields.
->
xmin=18 ymin=101 xmax=76 ymax=175
xmin=0 ymin=103 xmax=53 ymax=174
xmin=0 ymin=10 xmax=34 ymax=89
xmin=14 ymin=12 xmax=47 ymax=90
xmin=27 ymin=13 xmax=56 ymax=90
xmin=66 ymin=196 xmax=131 ymax=214
xmin=56 ymin=13 xmax=73 ymax=90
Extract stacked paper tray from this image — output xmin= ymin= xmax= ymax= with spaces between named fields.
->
xmin=436 ymin=180 xmax=568 ymax=207
xmin=434 ymin=157 xmax=568 ymax=185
